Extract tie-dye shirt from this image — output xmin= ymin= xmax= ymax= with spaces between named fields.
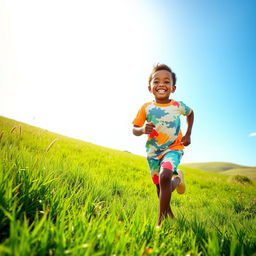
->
xmin=133 ymin=100 xmax=192 ymax=160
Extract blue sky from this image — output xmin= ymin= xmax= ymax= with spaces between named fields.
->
xmin=1 ymin=0 xmax=255 ymax=166
xmin=144 ymin=0 xmax=256 ymax=166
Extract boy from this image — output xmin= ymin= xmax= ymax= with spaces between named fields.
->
xmin=132 ymin=64 xmax=194 ymax=226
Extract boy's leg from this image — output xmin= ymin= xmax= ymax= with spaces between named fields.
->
xmin=156 ymin=177 xmax=180 ymax=196
xmin=156 ymin=175 xmax=180 ymax=223
xmin=157 ymin=151 xmax=183 ymax=225
xmin=158 ymin=167 xmax=174 ymax=225
xmin=164 ymin=151 xmax=184 ymax=193
xmin=171 ymin=176 xmax=181 ymax=192
xmin=176 ymin=169 xmax=186 ymax=194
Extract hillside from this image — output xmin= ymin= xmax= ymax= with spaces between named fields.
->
xmin=0 ymin=116 xmax=256 ymax=256
xmin=182 ymin=162 xmax=256 ymax=180
xmin=222 ymin=168 xmax=256 ymax=180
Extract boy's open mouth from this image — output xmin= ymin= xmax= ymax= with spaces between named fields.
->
xmin=156 ymin=88 xmax=167 ymax=93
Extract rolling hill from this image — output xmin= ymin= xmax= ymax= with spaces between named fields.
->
xmin=182 ymin=162 xmax=256 ymax=180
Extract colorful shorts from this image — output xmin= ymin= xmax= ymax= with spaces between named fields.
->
xmin=147 ymin=150 xmax=184 ymax=184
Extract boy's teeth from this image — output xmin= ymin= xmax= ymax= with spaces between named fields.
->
xmin=158 ymin=90 xmax=165 ymax=93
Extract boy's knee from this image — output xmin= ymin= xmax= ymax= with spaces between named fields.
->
xmin=159 ymin=168 xmax=173 ymax=184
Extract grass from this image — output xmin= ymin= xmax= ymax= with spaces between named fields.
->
xmin=0 ymin=116 xmax=256 ymax=255
xmin=181 ymin=162 xmax=248 ymax=172
xmin=222 ymin=169 xmax=256 ymax=180
xmin=182 ymin=162 xmax=256 ymax=180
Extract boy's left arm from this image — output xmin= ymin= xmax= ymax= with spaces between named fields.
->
xmin=181 ymin=110 xmax=194 ymax=146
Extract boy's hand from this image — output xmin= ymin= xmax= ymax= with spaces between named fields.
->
xmin=181 ymin=134 xmax=191 ymax=146
xmin=144 ymin=122 xmax=155 ymax=134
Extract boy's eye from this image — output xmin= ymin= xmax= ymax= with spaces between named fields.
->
xmin=153 ymin=81 xmax=159 ymax=84
xmin=164 ymin=81 xmax=170 ymax=84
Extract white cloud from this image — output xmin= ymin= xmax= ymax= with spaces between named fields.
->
xmin=249 ymin=132 xmax=256 ymax=137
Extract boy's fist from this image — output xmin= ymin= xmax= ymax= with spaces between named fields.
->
xmin=181 ymin=134 xmax=191 ymax=146
xmin=143 ymin=122 xmax=156 ymax=134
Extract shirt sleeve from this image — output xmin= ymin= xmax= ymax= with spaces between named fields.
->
xmin=132 ymin=103 xmax=148 ymax=127
xmin=178 ymin=101 xmax=192 ymax=116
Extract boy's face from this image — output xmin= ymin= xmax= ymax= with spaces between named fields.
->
xmin=148 ymin=70 xmax=176 ymax=101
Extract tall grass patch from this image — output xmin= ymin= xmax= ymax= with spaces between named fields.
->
xmin=1 ymin=116 xmax=256 ymax=255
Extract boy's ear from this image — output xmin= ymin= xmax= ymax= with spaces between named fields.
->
xmin=171 ymin=85 xmax=176 ymax=93
xmin=148 ymin=85 xmax=152 ymax=92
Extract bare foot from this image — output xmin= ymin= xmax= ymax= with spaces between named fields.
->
xmin=176 ymin=169 xmax=186 ymax=194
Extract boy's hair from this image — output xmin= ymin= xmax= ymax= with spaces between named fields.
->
xmin=148 ymin=63 xmax=177 ymax=86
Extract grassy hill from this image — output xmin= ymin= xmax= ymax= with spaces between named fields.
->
xmin=223 ymin=168 xmax=256 ymax=178
xmin=182 ymin=162 xmax=256 ymax=180
xmin=0 ymin=116 xmax=256 ymax=256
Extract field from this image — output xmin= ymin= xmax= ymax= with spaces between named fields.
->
xmin=0 ymin=116 xmax=256 ymax=256
xmin=182 ymin=163 xmax=256 ymax=180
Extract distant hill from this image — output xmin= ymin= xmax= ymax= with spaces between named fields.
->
xmin=181 ymin=162 xmax=256 ymax=180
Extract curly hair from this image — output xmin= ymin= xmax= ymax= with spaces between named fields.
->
xmin=148 ymin=63 xmax=177 ymax=86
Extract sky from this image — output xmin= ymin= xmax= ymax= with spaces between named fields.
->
xmin=1 ymin=0 xmax=256 ymax=166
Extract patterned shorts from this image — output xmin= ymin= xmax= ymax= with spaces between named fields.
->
xmin=147 ymin=150 xmax=184 ymax=184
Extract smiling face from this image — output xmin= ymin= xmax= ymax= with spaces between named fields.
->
xmin=148 ymin=70 xmax=176 ymax=103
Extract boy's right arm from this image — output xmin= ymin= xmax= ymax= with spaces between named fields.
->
xmin=132 ymin=122 xmax=155 ymax=136
xmin=133 ymin=125 xmax=144 ymax=136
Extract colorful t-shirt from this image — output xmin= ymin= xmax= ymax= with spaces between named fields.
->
xmin=133 ymin=100 xmax=192 ymax=160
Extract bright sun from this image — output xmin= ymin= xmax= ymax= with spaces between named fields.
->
xmin=1 ymin=0 xmax=161 ymax=154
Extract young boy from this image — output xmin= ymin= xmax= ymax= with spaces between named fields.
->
xmin=132 ymin=64 xmax=194 ymax=226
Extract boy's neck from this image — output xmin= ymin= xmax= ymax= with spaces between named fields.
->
xmin=155 ymin=98 xmax=172 ymax=104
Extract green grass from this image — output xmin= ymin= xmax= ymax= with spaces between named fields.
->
xmin=221 ymin=169 xmax=256 ymax=180
xmin=182 ymin=162 xmax=250 ymax=172
xmin=182 ymin=162 xmax=256 ymax=180
xmin=1 ymin=116 xmax=256 ymax=255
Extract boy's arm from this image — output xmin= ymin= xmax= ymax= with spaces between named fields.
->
xmin=133 ymin=125 xmax=144 ymax=136
xmin=181 ymin=110 xmax=194 ymax=146
xmin=133 ymin=122 xmax=155 ymax=136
